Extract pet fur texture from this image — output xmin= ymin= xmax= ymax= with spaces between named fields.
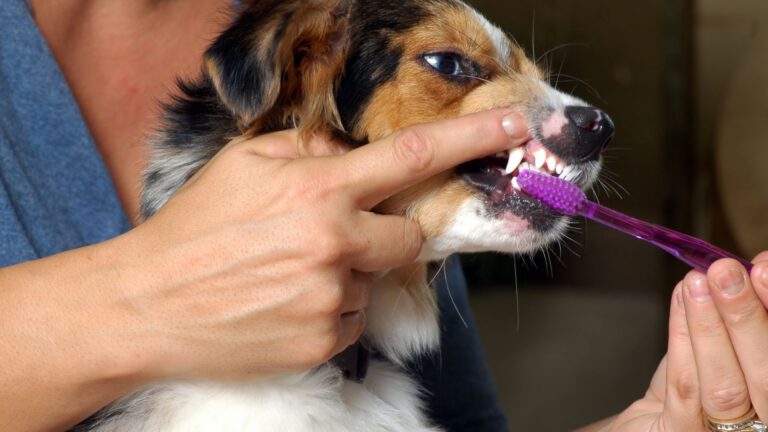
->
xmin=77 ymin=0 xmax=613 ymax=430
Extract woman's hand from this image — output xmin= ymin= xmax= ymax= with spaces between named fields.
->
xmin=122 ymin=110 xmax=528 ymax=381
xmin=605 ymin=252 xmax=768 ymax=431
xmin=0 ymin=109 xmax=529 ymax=430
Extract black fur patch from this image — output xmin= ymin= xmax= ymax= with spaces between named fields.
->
xmin=204 ymin=6 xmax=287 ymax=122
xmin=161 ymin=77 xmax=239 ymax=150
xmin=336 ymin=0 xmax=437 ymax=143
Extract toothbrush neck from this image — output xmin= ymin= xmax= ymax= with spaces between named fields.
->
xmin=581 ymin=201 xmax=654 ymax=241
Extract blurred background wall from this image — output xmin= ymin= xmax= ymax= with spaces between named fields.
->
xmin=458 ymin=1 xmax=768 ymax=430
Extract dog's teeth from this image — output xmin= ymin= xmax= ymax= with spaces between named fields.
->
xmin=556 ymin=163 xmax=565 ymax=175
xmin=561 ymin=165 xmax=574 ymax=180
xmin=534 ymin=149 xmax=547 ymax=169
xmin=546 ymin=156 xmax=557 ymax=172
xmin=505 ymin=147 xmax=525 ymax=174
xmin=511 ymin=176 xmax=521 ymax=190
xmin=495 ymin=151 xmax=506 ymax=158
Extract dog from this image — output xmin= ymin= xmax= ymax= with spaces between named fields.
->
xmin=78 ymin=0 xmax=613 ymax=430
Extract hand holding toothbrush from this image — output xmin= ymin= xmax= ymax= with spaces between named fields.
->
xmin=517 ymin=170 xmax=768 ymax=430
xmin=584 ymin=254 xmax=768 ymax=432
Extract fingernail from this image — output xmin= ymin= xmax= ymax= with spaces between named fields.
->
xmin=685 ymin=273 xmax=711 ymax=303
xmin=502 ymin=112 xmax=528 ymax=139
xmin=713 ymin=267 xmax=746 ymax=296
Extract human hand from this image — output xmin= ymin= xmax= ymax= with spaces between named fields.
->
xmin=606 ymin=253 xmax=768 ymax=431
xmin=105 ymin=109 xmax=529 ymax=382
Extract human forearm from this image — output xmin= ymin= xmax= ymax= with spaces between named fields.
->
xmin=0 ymin=235 xmax=152 ymax=431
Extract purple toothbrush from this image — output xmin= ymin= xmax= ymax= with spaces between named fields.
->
xmin=517 ymin=169 xmax=754 ymax=273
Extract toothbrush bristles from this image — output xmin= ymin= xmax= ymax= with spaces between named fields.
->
xmin=517 ymin=169 xmax=586 ymax=216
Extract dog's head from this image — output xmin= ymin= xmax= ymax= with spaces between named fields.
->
xmin=205 ymin=0 xmax=613 ymax=260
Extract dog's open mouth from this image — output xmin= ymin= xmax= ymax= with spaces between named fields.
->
xmin=458 ymin=139 xmax=582 ymax=230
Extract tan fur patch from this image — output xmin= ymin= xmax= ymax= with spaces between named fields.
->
xmin=377 ymin=173 xmax=475 ymax=240
xmin=357 ymin=2 xmax=544 ymax=239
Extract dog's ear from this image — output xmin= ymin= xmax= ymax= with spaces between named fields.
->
xmin=204 ymin=0 xmax=352 ymax=135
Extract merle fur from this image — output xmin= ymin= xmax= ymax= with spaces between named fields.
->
xmin=140 ymin=0 xmax=442 ymax=219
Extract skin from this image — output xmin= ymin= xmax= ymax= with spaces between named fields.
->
xmin=575 ymin=255 xmax=768 ymax=432
xmin=3 ymin=0 xmax=766 ymax=431
xmin=1 ymin=3 xmax=531 ymax=431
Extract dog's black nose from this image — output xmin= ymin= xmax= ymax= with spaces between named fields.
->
xmin=564 ymin=106 xmax=614 ymax=161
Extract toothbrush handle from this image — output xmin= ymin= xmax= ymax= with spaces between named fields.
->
xmin=582 ymin=202 xmax=754 ymax=273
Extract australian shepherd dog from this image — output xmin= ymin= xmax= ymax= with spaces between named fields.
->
xmin=80 ymin=0 xmax=614 ymax=430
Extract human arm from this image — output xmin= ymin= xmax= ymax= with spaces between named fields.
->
xmin=575 ymin=252 xmax=768 ymax=431
xmin=0 ymin=109 xmax=529 ymax=431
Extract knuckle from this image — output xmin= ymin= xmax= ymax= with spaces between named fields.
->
xmin=392 ymin=128 xmax=435 ymax=174
xmin=289 ymin=175 xmax=334 ymax=203
xmin=313 ymin=230 xmax=349 ymax=266
xmin=313 ymin=285 xmax=344 ymax=316
xmin=721 ymin=301 xmax=762 ymax=331
xmin=705 ymin=383 xmax=749 ymax=413
xmin=668 ymin=321 xmax=690 ymax=341
xmin=354 ymin=310 xmax=367 ymax=336
xmin=671 ymin=372 xmax=700 ymax=402
xmin=401 ymin=221 xmax=424 ymax=262
xmin=692 ymin=313 xmax=726 ymax=338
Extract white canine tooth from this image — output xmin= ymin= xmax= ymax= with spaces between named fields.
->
xmin=546 ymin=156 xmax=557 ymax=172
xmin=556 ymin=163 xmax=565 ymax=175
xmin=504 ymin=147 xmax=526 ymax=174
xmin=495 ymin=151 xmax=506 ymax=158
xmin=511 ymin=176 xmax=520 ymax=190
xmin=534 ymin=149 xmax=547 ymax=169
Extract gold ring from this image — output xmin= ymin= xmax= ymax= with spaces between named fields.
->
xmin=706 ymin=407 xmax=767 ymax=432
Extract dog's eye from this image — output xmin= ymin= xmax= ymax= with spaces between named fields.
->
xmin=424 ymin=53 xmax=463 ymax=75
xmin=422 ymin=53 xmax=481 ymax=81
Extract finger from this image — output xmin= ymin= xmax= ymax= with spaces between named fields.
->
xmin=349 ymin=213 xmax=423 ymax=272
xmin=338 ymin=109 xmax=530 ymax=209
xmin=339 ymin=271 xmax=373 ymax=314
xmin=707 ymin=259 xmax=768 ymax=421
xmin=335 ymin=310 xmax=367 ymax=354
xmin=664 ymin=283 xmax=705 ymax=428
xmin=752 ymin=252 xmax=768 ymax=264
xmin=682 ymin=270 xmax=751 ymax=421
xmin=752 ymin=261 xmax=768 ymax=309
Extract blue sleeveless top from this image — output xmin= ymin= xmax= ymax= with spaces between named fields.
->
xmin=0 ymin=1 xmax=508 ymax=430
xmin=0 ymin=0 xmax=130 ymax=263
